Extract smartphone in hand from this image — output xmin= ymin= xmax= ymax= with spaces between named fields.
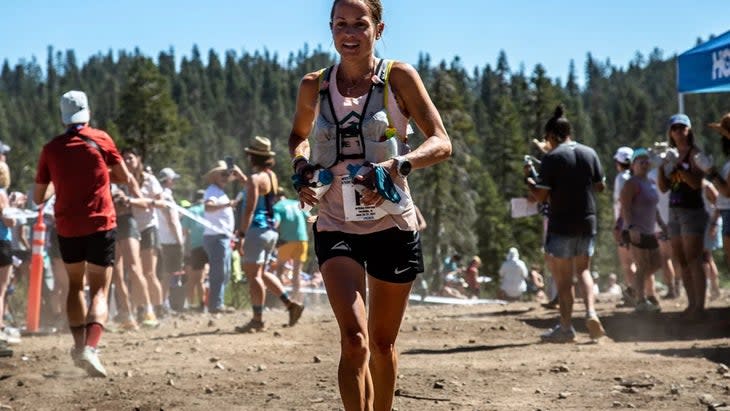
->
xmin=225 ymin=156 xmax=234 ymax=171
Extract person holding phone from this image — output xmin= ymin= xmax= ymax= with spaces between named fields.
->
xmin=202 ymin=159 xmax=246 ymax=313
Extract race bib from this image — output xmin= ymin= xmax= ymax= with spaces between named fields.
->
xmin=341 ymin=175 xmax=387 ymax=222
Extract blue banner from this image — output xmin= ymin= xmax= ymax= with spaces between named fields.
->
xmin=677 ymin=30 xmax=730 ymax=94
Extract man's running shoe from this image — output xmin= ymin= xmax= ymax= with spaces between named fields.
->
xmin=540 ymin=325 xmax=576 ymax=343
xmin=646 ymin=295 xmax=661 ymax=308
xmin=70 ymin=346 xmax=84 ymax=369
xmin=585 ymin=316 xmax=606 ymax=340
xmin=0 ymin=340 xmax=12 ymax=358
xmin=235 ymin=319 xmax=266 ymax=333
xmin=288 ymin=303 xmax=304 ymax=326
xmin=0 ymin=327 xmax=21 ymax=345
xmin=80 ymin=346 xmax=107 ymax=378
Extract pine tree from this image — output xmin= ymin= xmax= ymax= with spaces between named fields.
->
xmin=117 ymin=57 xmax=185 ymax=164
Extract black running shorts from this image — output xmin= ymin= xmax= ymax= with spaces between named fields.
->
xmin=313 ymin=224 xmax=424 ymax=284
xmin=57 ymin=229 xmax=117 ymax=267
xmin=0 ymin=240 xmax=12 ymax=267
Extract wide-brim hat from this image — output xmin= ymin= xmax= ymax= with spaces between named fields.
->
xmin=203 ymin=160 xmax=230 ymax=183
xmin=244 ymin=136 xmax=276 ymax=157
xmin=708 ymin=113 xmax=730 ymax=140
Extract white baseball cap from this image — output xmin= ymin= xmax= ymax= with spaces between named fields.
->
xmin=613 ymin=146 xmax=633 ymax=164
xmin=60 ymin=90 xmax=90 ymax=125
xmin=159 ymin=167 xmax=180 ymax=182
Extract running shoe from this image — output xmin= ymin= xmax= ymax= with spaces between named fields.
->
xmin=540 ymin=325 xmax=576 ymax=343
xmin=617 ymin=287 xmax=636 ymax=308
xmin=635 ymin=300 xmax=661 ymax=314
xmin=80 ymin=346 xmax=107 ymax=378
xmin=646 ymin=295 xmax=661 ymax=308
xmin=235 ymin=319 xmax=266 ymax=333
xmin=155 ymin=305 xmax=170 ymax=319
xmin=541 ymin=297 xmax=559 ymax=310
xmin=585 ymin=316 xmax=606 ymax=340
xmin=288 ymin=303 xmax=305 ymax=327
xmin=70 ymin=346 xmax=84 ymax=369
xmin=0 ymin=341 xmax=12 ymax=358
xmin=0 ymin=327 xmax=21 ymax=345
xmin=141 ymin=313 xmax=160 ymax=328
xmin=120 ymin=319 xmax=139 ymax=331
xmin=209 ymin=306 xmax=236 ymax=314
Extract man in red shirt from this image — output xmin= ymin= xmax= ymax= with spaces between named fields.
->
xmin=33 ymin=90 xmax=141 ymax=377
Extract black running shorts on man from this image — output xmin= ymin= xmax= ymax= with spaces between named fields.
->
xmin=313 ymin=224 xmax=424 ymax=284
xmin=57 ymin=229 xmax=116 ymax=267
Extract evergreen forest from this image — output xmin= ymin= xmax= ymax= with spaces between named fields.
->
xmin=1 ymin=42 xmax=728 ymax=284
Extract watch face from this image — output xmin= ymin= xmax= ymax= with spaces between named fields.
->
xmin=399 ymin=159 xmax=412 ymax=176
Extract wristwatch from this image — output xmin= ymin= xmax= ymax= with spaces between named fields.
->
xmin=393 ymin=156 xmax=412 ymax=177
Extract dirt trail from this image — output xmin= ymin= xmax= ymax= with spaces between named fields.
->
xmin=1 ymin=295 xmax=729 ymax=410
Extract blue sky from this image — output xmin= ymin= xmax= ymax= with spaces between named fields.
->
xmin=0 ymin=1 xmax=727 ymax=86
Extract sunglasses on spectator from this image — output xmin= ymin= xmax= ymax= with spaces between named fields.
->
xmin=670 ymin=124 xmax=688 ymax=131
xmin=220 ymin=171 xmax=231 ymax=177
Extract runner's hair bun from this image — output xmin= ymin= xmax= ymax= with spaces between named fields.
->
xmin=553 ymin=105 xmax=565 ymax=119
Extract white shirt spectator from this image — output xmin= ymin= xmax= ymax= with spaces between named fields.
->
xmin=132 ymin=173 xmax=163 ymax=231
xmin=157 ymin=187 xmax=183 ymax=245
xmin=613 ymin=170 xmax=631 ymax=221
xmin=498 ymin=248 xmax=528 ymax=299
xmin=203 ymin=184 xmax=234 ymax=236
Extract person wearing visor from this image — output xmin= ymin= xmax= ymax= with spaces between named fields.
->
xmin=656 ymin=114 xmax=708 ymax=320
xmin=619 ymin=148 xmax=663 ymax=313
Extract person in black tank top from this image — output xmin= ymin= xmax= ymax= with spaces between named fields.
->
xmin=656 ymin=114 xmax=708 ymax=320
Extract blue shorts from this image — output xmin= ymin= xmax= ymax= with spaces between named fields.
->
xmin=544 ymin=233 xmax=595 ymax=259
xmin=668 ymin=207 xmax=708 ymax=238
xmin=243 ymin=227 xmax=278 ymax=265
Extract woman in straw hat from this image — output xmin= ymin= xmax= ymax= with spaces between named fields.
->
xmin=706 ymin=112 xmax=730 ymax=300
xmin=202 ymin=159 xmax=246 ymax=313
xmin=656 ymin=114 xmax=708 ymax=320
xmin=234 ymin=136 xmax=304 ymax=333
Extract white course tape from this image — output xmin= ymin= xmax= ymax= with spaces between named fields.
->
xmin=2 ymin=207 xmax=39 ymax=220
xmin=164 ymin=201 xmax=234 ymax=238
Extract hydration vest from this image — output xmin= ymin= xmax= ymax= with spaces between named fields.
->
xmin=310 ymin=59 xmax=409 ymax=169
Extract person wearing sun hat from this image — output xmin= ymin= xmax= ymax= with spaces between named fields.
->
xmin=234 ymin=136 xmax=304 ymax=333
xmin=706 ymin=112 xmax=730 ymax=300
xmin=656 ymin=113 xmax=709 ymax=320
xmin=202 ymin=159 xmax=246 ymax=314
xmin=612 ymin=146 xmax=637 ymax=306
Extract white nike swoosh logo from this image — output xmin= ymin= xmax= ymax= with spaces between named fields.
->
xmin=331 ymin=241 xmax=350 ymax=251
xmin=394 ymin=267 xmax=410 ymax=275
